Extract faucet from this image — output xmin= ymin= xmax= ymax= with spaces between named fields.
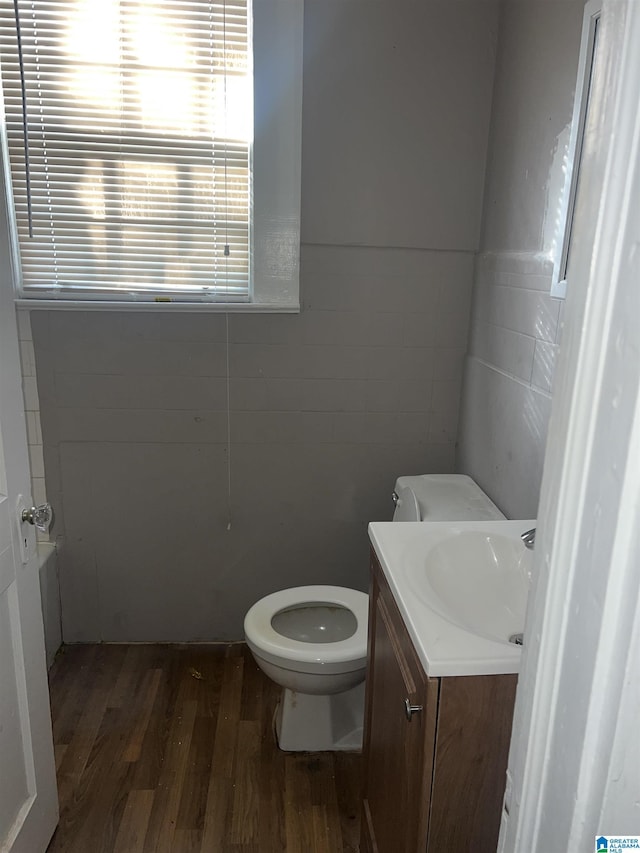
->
xmin=521 ymin=528 xmax=536 ymax=550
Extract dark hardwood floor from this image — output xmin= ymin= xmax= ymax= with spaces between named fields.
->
xmin=46 ymin=643 xmax=361 ymax=853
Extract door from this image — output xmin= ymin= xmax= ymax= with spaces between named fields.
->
xmin=0 ymin=155 xmax=58 ymax=848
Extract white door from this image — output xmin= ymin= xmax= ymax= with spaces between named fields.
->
xmin=0 ymin=159 xmax=58 ymax=846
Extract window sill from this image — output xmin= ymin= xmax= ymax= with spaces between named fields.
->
xmin=15 ymin=298 xmax=300 ymax=314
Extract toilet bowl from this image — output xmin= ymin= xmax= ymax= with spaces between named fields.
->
xmin=244 ymin=474 xmax=503 ymax=752
xmin=244 ymin=585 xmax=368 ymax=752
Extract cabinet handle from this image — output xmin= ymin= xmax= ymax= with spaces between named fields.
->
xmin=404 ymin=698 xmax=423 ymax=721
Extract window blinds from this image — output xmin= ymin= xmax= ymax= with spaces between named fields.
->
xmin=0 ymin=0 xmax=251 ymax=301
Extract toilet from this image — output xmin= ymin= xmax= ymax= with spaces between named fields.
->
xmin=244 ymin=585 xmax=369 ymax=751
xmin=244 ymin=473 xmax=504 ymax=752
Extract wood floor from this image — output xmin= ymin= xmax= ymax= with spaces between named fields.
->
xmin=46 ymin=643 xmax=362 ymax=853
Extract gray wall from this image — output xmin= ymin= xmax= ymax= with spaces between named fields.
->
xmin=32 ymin=1 xmax=499 ymax=642
xmin=457 ymin=0 xmax=585 ymax=519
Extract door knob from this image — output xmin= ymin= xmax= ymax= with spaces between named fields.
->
xmin=404 ymin=698 xmax=423 ymax=721
xmin=21 ymin=503 xmax=53 ymax=533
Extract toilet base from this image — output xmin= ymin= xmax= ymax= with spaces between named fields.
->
xmin=275 ymin=682 xmax=365 ymax=752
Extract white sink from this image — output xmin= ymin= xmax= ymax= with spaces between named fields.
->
xmin=368 ymin=519 xmax=536 ymax=677
xmin=411 ymin=530 xmax=532 ymax=644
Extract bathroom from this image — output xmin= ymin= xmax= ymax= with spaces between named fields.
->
xmin=1 ymin=0 xmax=638 ymax=851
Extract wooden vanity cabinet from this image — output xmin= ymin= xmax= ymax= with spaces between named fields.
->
xmin=360 ymin=549 xmax=517 ymax=853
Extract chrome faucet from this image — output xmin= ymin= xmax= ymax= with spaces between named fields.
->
xmin=521 ymin=528 xmax=536 ymax=550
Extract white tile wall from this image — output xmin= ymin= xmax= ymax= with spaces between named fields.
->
xmin=469 ymin=253 xmax=561 ymax=388
xmin=31 ymin=243 xmax=476 ymax=641
xmin=16 ymin=308 xmax=49 ymax=541
xmin=457 ymin=252 xmax=562 ymax=518
xmin=456 ymin=0 xmax=584 ymax=521
xmin=9 ymin=0 xmax=502 ymax=642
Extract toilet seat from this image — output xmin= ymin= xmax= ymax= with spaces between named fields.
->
xmin=244 ymin=585 xmax=369 ymax=675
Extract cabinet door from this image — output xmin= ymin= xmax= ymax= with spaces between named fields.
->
xmin=427 ymin=674 xmax=517 ymax=853
xmin=361 ymin=568 xmax=437 ymax=853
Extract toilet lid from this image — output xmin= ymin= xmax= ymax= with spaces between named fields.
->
xmin=244 ymin=585 xmax=369 ymax=666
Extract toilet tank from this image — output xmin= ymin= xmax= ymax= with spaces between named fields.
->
xmin=392 ymin=474 xmax=505 ymax=521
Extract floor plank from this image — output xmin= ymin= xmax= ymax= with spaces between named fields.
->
xmin=113 ymin=790 xmax=155 ymax=853
xmin=46 ymin=644 xmax=362 ymax=853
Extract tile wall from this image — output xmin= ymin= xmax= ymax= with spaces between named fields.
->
xmin=17 ymin=308 xmax=49 ymax=540
xmin=457 ymin=253 xmax=562 ymax=518
xmin=456 ymin=0 xmax=585 ymax=520
xmin=24 ymin=0 xmax=500 ymax=642
xmin=470 ymin=253 xmax=562 ymax=394
xmin=31 ymin=244 xmax=474 ymax=641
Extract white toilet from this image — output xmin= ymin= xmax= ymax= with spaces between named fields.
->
xmin=244 ymin=473 xmax=504 ymax=752
xmin=244 ymin=585 xmax=369 ymax=751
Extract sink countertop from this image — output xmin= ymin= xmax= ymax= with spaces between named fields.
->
xmin=368 ymin=519 xmax=536 ymax=678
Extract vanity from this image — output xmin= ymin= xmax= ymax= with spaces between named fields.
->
xmin=361 ymin=520 xmax=534 ymax=853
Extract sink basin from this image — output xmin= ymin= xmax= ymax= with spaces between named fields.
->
xmin=410 ymin=530 xmax=532 ymax=644
xmin=368 ymin=518 xmax=537 ymax=676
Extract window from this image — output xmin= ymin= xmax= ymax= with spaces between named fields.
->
xmin=551 ymin=0 xmax=601 ymax=300
xmin=0 ymin=0 xmax=302 ymax=310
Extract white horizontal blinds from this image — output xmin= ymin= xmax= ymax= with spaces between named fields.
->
xmin=0 ymin=0 xmax=251 ymax=299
